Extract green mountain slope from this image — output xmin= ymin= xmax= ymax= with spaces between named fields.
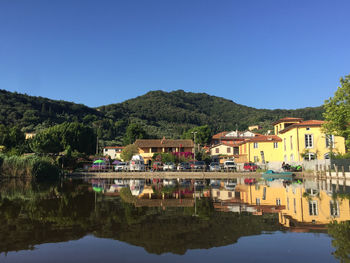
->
xmin=0 ymin=89 xmax=324 ymax=143
xmin=99 ymin=90 xmax=324 ymax=138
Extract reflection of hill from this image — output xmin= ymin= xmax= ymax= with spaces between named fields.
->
xmin=0 ymin=179 xmax=283 ymax=255
xmin=95 ymin=209 xmax=281 ymax=255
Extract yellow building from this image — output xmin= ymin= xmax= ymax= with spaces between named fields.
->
xmin=237 ymin=180 xmax=350 ymax=228
xmin=280 ymin=185 xmax=350 ymax=228
xmin=273 ymin=118 xmax=346 ymax=162
xmin=238 ymin=135 xmax=282 ymax=163
xmin=134 ymin=138 xmax=194 ymax=163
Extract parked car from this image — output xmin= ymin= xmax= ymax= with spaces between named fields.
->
xmin=152 ymin=161 xmax=163 ymax=171
xmin=115 ymin=162 xmax=128 ymax=171
xmin=129 ymin=155 xmax=145 ymax=172
xmin=163 ymin=162 xmax=176 ymax=171
xmin=209 ymin=179 xmax=221 ymax=188
xmin=243 ymin=162 xmax=258 ymax=172
xmin=223 ymin=160 xmax=237 ymax=171
xmin=177 ymin=162 xmax=190 ymax=171
xmin=224 ymin=180 xmax=237 ymax=190
xmin=192 ymin=161 xmax=207 ymax=171
xmin=209 ymin=162 xmax=221 ymax=172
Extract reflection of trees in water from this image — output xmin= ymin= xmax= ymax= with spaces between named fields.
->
xmin=328 ymin=221 xmax=350 ymax=262
xmin=0 ymin=179 xmax=282 ymax=255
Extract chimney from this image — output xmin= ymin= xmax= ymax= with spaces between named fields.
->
xmin=161 ymin=136 xmax=166 ymax=144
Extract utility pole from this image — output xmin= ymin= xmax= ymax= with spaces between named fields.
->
xmin=96 ymin=136 xmax=99 ymax=155
xmin=191 ymin=131 xmax=197 ymax=161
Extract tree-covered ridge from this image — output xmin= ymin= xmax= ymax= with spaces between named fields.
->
xmin=0 ymin=89 xmax=104 ymax=131
xmin=0 ymin=89 xmax=324 ymax=144
xmin=99 ymin=89 xmax=324 ymax=137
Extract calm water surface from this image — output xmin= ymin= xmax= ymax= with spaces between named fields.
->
xmin=0 ymin=177 xmax=349 ymax=262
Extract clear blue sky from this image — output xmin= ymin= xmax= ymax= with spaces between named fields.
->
xmin=0 ymin=0 xmax=349 ymax=109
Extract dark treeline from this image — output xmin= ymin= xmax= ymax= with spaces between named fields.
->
xmin=0 ymin=89 xmax=324 ymax=145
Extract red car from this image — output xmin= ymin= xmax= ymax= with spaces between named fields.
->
xmin=152 ymin=162 xmax=163 ymax=171
xmin=243 ymin=162 xmax=258 ymax=172
xmin=244 ymin=178 xmax=257 ymax=185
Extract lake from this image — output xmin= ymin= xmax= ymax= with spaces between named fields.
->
xmin=0 ymin=176 xmax=349 ymax=262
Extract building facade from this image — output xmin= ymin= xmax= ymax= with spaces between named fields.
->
xmin=273 ymin=118 xmax=345 ymax=162
xmin=134 ymin=138 xmax=194 ymax=163
xmin=103 ymin=146 xmax=124 ymax=160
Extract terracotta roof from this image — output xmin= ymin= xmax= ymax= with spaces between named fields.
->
xmin=279 ymin=120 xmax=325 ymax=134
xmin=222 ymin=141 xmax=243 ymax=147
xmin=210 ymin=141 xmax=245 ymax=149
xmin=240 ymin=135 xmax=282 ymax=144
xmin=272 ymin=117 xmax=304 ymax=125
xmin=134 ymin=139 xmax=194 ymax=148
xmin=212 ymin=131 xmax=229 ymax=139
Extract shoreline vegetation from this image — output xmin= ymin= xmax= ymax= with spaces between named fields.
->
xmin=0 ymin=154 xmax=60 ymax=180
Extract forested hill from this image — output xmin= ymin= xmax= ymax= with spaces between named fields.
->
xmin=0 ymin=89 xmax=324 ymax=143
xmin=98 ymin=90 xmax=324 ymax=137
xmin=0 ymin=89 xmax=104 ymax=131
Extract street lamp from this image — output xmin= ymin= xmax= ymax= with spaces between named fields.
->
xmin=191 ymin=131 xmax=197 ymax=161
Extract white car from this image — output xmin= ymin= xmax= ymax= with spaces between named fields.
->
xmin=223 ymin=161 xmax=237 ymax=171
xmin=115 ymin=162 xmax=128 ymax=171
xmin=209 ymin=162 xmax=221 ymax=172
xmin=163 ymin=162 xmax=176 ymax=171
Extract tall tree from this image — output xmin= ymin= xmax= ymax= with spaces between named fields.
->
xmin=123 ymin=123 xmax=148 ymax=145
xmin=182 ymin=125 xmax=212 ymax=145
xmin=323 ymin=74 xmax=350 ymax=148
xmin=30 ymin=122 xmax=96 ymax=154
xmin=120 ymin=144 xmax=139 ymax=161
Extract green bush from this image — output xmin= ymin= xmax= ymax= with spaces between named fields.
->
xmin=0 ymin=154 xmax=60 ymax=180
xmin=31 ymin=159 xmax=60 ymax=181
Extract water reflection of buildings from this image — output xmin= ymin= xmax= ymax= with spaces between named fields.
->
xmin=90 ymin=177 xmax=350 ymax=230
xmin=214 ymin=178 xmax=350 ymax=231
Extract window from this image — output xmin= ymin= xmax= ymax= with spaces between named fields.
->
xmin=284 ymin=138 xmax=286 ymax=151
xmin=287 ymin=197 xmax=290 ymax=210
xmin=309 ymin=201 xmax=318 ymax=216
xmin=253 ymin=142 xmax=258 ymax=148
xmin=305 ymin=134 xmax=313 ymax=148
xmin=227 ymin=147 xmax=231 ymax=153
xmin=284 ymin=155 xmax=287 ymax=162
xmin=304 ymin=152 xmax=316 ymax=161
xmin=326 ymin=135 xmax=334 ymax=148
xmin=290 ymin=154 xmax=294 ymax=162
xmin=274 ymin=142 xmax=278 ymax=148
xmin=228 ymin=192 xmax=232 ymax=198
xmin=293 ymin=198 xmax=297 ymax=214
xmin=290 ymin=136 xmax=293 ymax=150
xmin=306 ymin=188 xmax=318 ymax=196
xmin=256 ymin=198 xmax=260 ymax=205
xmin=330 ymin=200 xmax=340 ymax=217
xmin=217 ymin=191 xmax=220 ymax=197
xmin=254 ymin=156 xmax=259 ymax=162
xmin=151 ymin=147 xmax=158 ymax=153
xmin=215 ymin=148 xmax=219 ymax=154
xmin=276 ymin=198 xmax=281 ymax=206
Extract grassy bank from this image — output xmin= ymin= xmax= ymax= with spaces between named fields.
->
xmin=0 ymin=154 xmax=60 ymax=180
